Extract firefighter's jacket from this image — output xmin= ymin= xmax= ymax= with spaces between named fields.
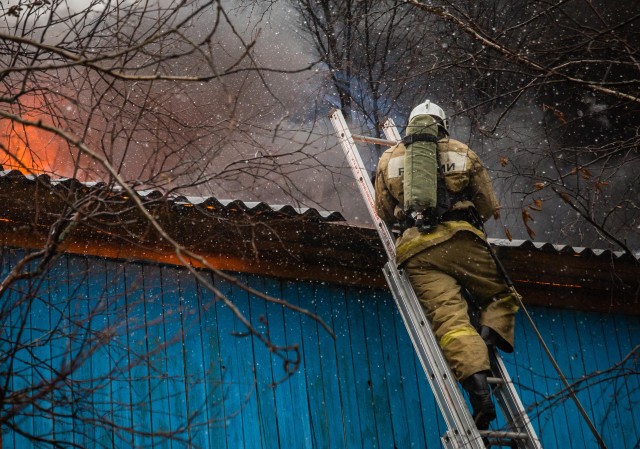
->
xmin=375 ymin=137 xmax=500 ymax=266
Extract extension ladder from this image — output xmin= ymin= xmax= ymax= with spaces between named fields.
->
xmin=329 ymin=109 xmax=543 ymax=449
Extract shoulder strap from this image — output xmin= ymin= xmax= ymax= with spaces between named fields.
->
xmin=402 ymin=134 xmax=440 ymax=145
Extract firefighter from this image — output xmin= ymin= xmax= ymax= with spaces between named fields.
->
xmin=374 ymin=100 xmax=520 ymax=430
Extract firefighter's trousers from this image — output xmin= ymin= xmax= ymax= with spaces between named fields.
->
xmin=403 ymin=231 xmax=519 ymax=381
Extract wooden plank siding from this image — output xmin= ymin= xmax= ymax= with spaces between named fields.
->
xmin=0 ymin=249 xmax=638 ymax=449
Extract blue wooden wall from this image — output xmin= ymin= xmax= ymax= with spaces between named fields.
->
xmin=1 ymin=249 xmax=638 ymax=448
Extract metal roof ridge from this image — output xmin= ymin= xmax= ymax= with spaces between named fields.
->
xmin=174 ymin=197 xmax=342 ymax=219
xmin=488 ymin=237 xmax=636 ymax=260
xmin=0 ymin=170 xmax=345 ymax=222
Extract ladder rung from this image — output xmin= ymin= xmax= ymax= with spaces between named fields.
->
xmin=487 ymin=376 xmax=505 ymax=385
xmin=351 ymin=133 xmax=397 ymax=147
xmin=480 ymin=430 xmax=528 ymax=440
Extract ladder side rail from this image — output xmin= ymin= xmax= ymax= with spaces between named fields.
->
xmin=382 ymin=117 xmax=402 ymax=143
xmin=383 ymin=265 xmax=485 ymax=449
xmin=330 ymin=110 xmax=397 ymax=261
xmin=491 ymin=354 xmax=543 ymax=449
xmin=330 ymin=109 xmax=485 ymax=448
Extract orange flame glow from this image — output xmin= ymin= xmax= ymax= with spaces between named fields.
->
xmin=1 ymin=98 xmax=67 ymax=176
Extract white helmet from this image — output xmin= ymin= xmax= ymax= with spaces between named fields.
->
xmin=408 ymin=100 xmax=449 ymax=134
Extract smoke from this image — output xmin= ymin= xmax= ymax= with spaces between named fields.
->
xmin=165 ymin=1 xmax=370 ymax=216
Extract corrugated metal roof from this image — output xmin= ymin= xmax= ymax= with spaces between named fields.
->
xmin=1 ymin=168 xmax=637 ymax=261
xmin=489 ymin=238 xmax=639 ymax=261
xmin=0 ymin=169 xmax=346 ymax=222
xmin=173 ymin=196 xmax=345 ymax=221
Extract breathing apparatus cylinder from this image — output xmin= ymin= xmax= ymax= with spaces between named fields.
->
xmin=403 ymin=113 xmax=439 ymax=224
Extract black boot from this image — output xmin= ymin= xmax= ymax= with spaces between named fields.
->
xmin=462 ymin=371 xmax=496 ymax=431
